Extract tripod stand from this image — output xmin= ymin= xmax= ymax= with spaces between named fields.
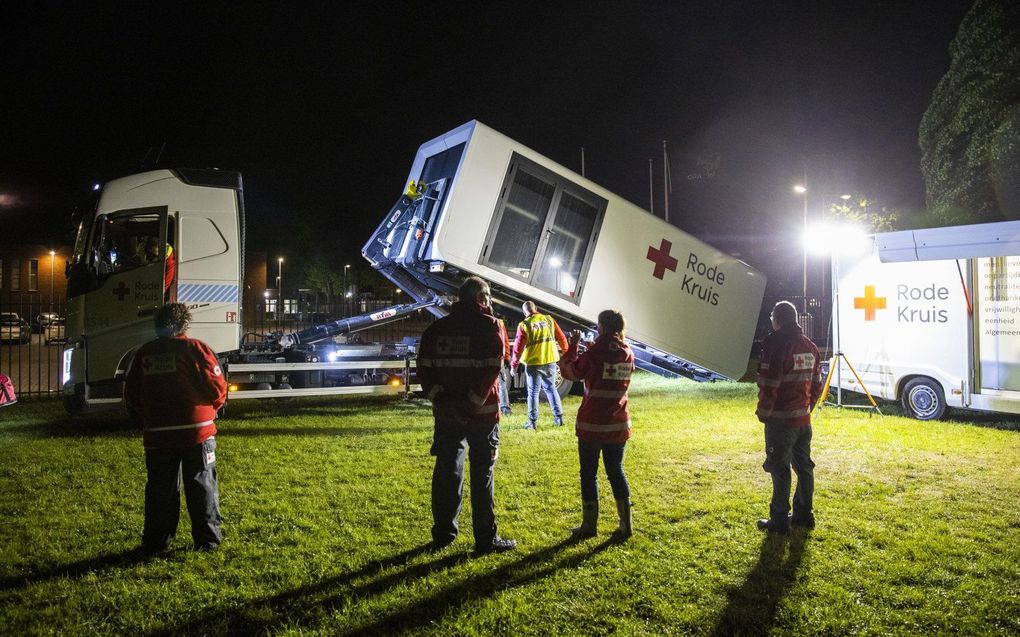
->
xmin=817 ymin=351 xmax=882 ymax=416
xmin=814 ymin=248 xmax=881 ymax=417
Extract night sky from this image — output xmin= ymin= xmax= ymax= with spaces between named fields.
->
xmin=4 ymin=1 xmax=974 ymax=295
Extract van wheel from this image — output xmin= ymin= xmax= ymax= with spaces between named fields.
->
xmin=901 ymin=377 xmax=946 ymax=420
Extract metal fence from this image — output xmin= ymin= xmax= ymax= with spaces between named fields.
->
xmin=0 ymin=293 xmax=67 ymax=401
xmin=0 ymin=294 xmax=435 ymax=400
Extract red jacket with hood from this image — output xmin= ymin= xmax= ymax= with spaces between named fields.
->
xmin=756 ymin=324 xmax=823 ymax=427
xmin=559 ymin=333 xmax=634 ymax=444
xmin=417 ymin=300 xmax=504 ymax=431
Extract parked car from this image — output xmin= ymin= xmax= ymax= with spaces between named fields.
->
xmin=33 ymin=312 xmax=61 ymax=333
xmin=0 ymin=312 xmax=30 ymax=344
xmin=44 ymin=318 xmax=66 ymax=345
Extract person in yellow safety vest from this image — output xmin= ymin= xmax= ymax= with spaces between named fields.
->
xmin=510 ymin=301 xmax=569 ymax=430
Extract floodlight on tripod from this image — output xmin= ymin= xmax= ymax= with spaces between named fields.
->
xmin=803 ymin=222 xmax=882 ymax=415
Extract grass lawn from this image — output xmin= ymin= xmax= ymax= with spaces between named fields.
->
xmin=1 ymin=373 xmax=1018 ymax=636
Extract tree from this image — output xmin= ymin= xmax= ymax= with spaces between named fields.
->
xmin=304 ymin=257 xmax=345 ymax=315
xmin=827 ymin=196 xmax=900 ymax=232
xmin=919 ymin=0 xmax=1020 ymax=226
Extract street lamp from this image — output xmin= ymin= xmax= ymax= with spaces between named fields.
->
xmin=804 ymin=222 xmax=871 ymax=411
xmin=49 ymin=250 xmax=56 ymax=313
xmin=794 ymin=184 xmax=808 ymax=312
xmin=277 ymin=257 xmax=284 ymax=322
xmin=344 ymin=264 xmax=351 ymax=316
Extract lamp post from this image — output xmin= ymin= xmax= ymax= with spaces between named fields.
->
xmin=344 ymin=264 xmax=351 ymax=316
xmin=825 ymin=194 xmax=852 ymax=302
xmin=794 ymin=184 xmax=808 ymax=312
xmin=49 ymin=250 xmax=56 ymax=313
xmin=277 ymin=257 xmax=284 ymax=322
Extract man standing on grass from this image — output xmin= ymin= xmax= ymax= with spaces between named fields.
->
xmin=125 ymin=303 xmax=227 ymax=553
xmin=755 ymin=300 xmax=822 ymax=534
xmin=417 ymin=276 xmax=516 ymax=554
xmin=511 ymin=301 xmax=569 ymax=430
xmin=495 ymin=312 xmax=512 ymax=416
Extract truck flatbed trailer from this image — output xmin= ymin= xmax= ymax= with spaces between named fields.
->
xmin=60 ymin=122 xmax=766 ymax=414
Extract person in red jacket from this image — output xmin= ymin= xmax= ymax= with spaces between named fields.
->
xmin=125 ymin=303 xmax=227 ymax=552
xmin=559 ymin=309 xmax=635 ymax=540
xmin=417 ymin=276 xmax=516 ymax=554
xmin=141 ymin=236 xmax=176 ymax=301
xmin=755 ymin=300 xmax=823 ymax=534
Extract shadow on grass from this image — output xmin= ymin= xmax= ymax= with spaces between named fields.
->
xmin=709 ymin=530 xmax=809 ymax=636
xmin=154 ymin=538 xmax=609 ymax=636
xmin=220 ymin=426 xmax=397 ymax=438
xmin=343 ymin=538 xmax=613 ymax=636
xmin=823 ymin=399 xmax=1020 ymax=432
xmin=943 ymin=410 xmax=1020 ymax=432
xmin=148 ymin=542 xmax=460 ymax=636
xmin=0 ymin=547 xmax=164 ymax=591
xmin=2 ymin=416 xmax=138 ymax=438
xmin=223 ymin=396 xmax=426 ymax=419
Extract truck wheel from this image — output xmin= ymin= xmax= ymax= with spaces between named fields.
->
xmin=901 ymin=377 xmax=946 ymax=420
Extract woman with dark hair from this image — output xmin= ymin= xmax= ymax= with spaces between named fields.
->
xmin=559 ymin=309 xmax=635 ymax=540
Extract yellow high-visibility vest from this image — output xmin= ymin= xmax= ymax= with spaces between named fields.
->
xmin=520 ymin=313 xmax=559 ymax=365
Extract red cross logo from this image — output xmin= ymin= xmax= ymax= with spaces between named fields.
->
xmin=854 ymin=285 xmax=887 ymax=321
xmin=646 ymin=239 xmax=678 ymax=280
xmin=112 ymin=281 xmax=131 ymax=301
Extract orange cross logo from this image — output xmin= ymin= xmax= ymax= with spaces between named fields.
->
xmin=854 ymin=285 xmax=887 ymax=321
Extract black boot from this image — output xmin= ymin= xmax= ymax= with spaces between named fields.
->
xmin=756 ymin=518 xmax=790 ymax=534
xmin=789 ymin=511 xmax=816 ymax=529
xmin=475 ymin=536 xmax=517 ymax=555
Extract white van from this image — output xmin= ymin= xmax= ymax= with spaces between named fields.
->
xmin=833 ymin=220 xmax=1020 ymax=419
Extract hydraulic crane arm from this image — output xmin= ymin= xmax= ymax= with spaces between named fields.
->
xmin=277 ymin=294 xmax=451 ymax=348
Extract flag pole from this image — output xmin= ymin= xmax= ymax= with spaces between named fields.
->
xmin=662 ymin=140 xmax=670 ymax=224
xmin=648 ymin=158 xmax=655 ymax=216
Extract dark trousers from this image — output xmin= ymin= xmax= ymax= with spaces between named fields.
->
xmin=578 ymin=439 xmax=630 ymax=502
xmin=431 ymin=425 xmax=500 ymax=547
xmin=763 ymin=423 xmax=814 ymax=524
xmin=143 ymin=437 xmax=222 ymax=550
